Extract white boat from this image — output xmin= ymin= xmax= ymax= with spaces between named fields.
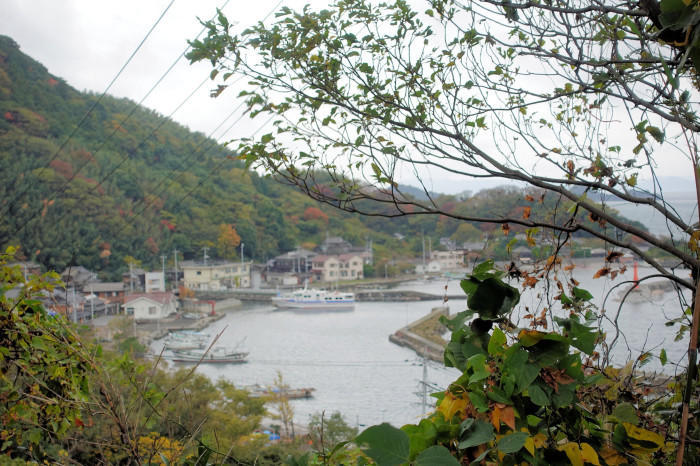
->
xmin=164 ymin=339 xmax=205 ymax=351
xmin=272 ymin=287 xmax=355 ymax=310
xmin=171 ymin=347 xmax=248 ymax=364
xmin=163 ymin=331 xmax=210 ymax=351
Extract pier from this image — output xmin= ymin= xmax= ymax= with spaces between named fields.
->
xmin=388 ymin=306 xmax=449 ymax=362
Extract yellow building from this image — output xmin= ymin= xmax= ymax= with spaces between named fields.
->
xmin=181 ymin=261 xmax=251 ymax=290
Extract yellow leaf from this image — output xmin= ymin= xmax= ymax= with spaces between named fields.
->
xmin=558 ymin=442 xmax=583 ymax=466
xmin=622 ymin=422 xmax=664 ymax=451
xmin=524 ymin=436 xmax=535 ymax=456
xmin=438 ymin=392 xmax=468 ymax=421
xmin=600 ymin=446 xmax=627 ymax=465
xmin=580 ymin=443 xmax=600 ymax=465
xmin=532 ymin=433 xmax=547 ymax=448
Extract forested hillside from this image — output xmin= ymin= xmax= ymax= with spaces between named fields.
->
xmin=0 ymin=35 xmax=646 ymax=279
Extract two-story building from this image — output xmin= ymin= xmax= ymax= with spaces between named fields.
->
xmin=430 ymin=250 xmax=466 ymax=271
xmin=311 ymin=254 xmax=364 ymax=282
xmin=180 ymin=260 xmax=251 ymax=290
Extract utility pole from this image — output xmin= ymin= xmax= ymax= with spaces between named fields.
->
xmin=89 ymin=283 xmax=95 ymax=321
xmin=71 ymin=286 xmax=77 ymax=323
xmin=161 ymin=255 xmax=167 ymax=290
xmin=421 ymin=348 xmax=428 ymax=416
xmin=129 ymin=261 xmax=134 ymax=293
xmin=422 ymin=232 xmax=426 ymax=279
xmin=173 ymin=248 xmax=179 ymax=289
xmin=202 ymin=247 xmax=209 ymax=266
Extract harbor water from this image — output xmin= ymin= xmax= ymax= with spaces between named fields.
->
xmin=152 ymin=262 xmax=690 ymax=429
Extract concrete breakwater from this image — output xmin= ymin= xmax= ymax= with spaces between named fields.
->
xmin=389 ymin=306 xmax=449 ymax=363
xmin=199 ymin=288 xmax=462 ymax=302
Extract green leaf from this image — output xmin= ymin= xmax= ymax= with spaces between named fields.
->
xmin=468 ymin=390 xmax=489 ymax=413
xmin=467 ymin=354 xmax=490 ymax=384
xmin=464 ymin=277 xmax=520 ymax=321
xmin=471 ymin=260 xmax=496 ymax=280
xmin=506 ymin=352 xmax=539 ymax=393
xmin=572 ymin=287 xmax=593 ymax=301
xmin=486 ymin=386 xmax=511 ymax=405
xmin=612 ymin=402 xmax=639 ymax=426
xmin=527 ymin=384 xmax=549 ymax=406
xmin=402 ymin=419 xmax=438 ymax=460
xmin=660 ymin=348 xmax=668 ymax=365
xmin=356 ymin=423 xmax=410 ymax=466
xmin=415 ymin=445 xmax=461 ymax=465
xmin=497 ymin=432 xmax=528 ymax=454
xmin=488 ymin=327 xmax=507 ymax=356
xmin=458 ymin=419 xmax=494 ymax=449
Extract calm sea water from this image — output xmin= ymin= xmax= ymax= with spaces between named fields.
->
xmin=606 ymin=197 xmax=697 ymax=237
xmin=152 ymin=265 xmax=690 ymax=428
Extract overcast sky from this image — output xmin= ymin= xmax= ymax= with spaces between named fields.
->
xmin=0 ymin=1 xmax=694 ymax=194
xmin=0 ymin=0 xmax=287 ymax=138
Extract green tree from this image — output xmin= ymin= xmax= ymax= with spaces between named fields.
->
xmin=0 ymin=247 xmax=93 ymax=460
xmin=308 ymin=411 xmax=358 ymax=454
xmin=189 ymin=0 xmax=700 ymax=460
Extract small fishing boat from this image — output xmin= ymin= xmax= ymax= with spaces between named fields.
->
xmin=163 ymin=330 xmax=210 ymax=351
xmin=272 ymin=287 xmax=355 ymax=311
xmin=245 ymin=384 xmax=316 ymax=399
xmin=171 ymin=347 xmax=248 ymax=364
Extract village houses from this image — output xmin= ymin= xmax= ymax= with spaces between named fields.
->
xmin=124 ymin=291 xmax=177 ymax=322
xmin=311 ymin=254 xmax=364 ymax=282
xmin=180 ymin=260 xmax=251 ymax=290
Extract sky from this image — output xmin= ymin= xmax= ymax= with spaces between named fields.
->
xmin=1 ymin=0 xmax=285 ymax=142
xmin=0 ymin=1 xmax=695 ymax=195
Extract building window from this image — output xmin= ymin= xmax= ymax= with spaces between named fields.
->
xmin=148 ymin=306 xmax=157 ymax=315
xmin=196 ymin=271 xmax=202 ymax=275
xmin=126 ymin=307 xmax=134 ymax=315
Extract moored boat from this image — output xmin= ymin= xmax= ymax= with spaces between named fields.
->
xmin=272 ymin=287 xmax=355 ymax=310
xmin=171 ymin=347 xmax=248 ymax=364
xmin=163 ymin=330 xmax=210 ymax=351
xmin=245 ymin=385 xmax=316 ymax=399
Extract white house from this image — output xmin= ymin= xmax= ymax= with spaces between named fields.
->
xmin=311 ymin=254 xmax=364 ymax=282
xmin=125 ymin=292 xmax=177 ymax=322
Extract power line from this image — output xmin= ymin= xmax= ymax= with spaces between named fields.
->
xmin=0 ymin=0 xmax=176 ymax=221
xmin=151 ymin=114 xmax=274 ymax=217
xmin=128 ymin=99 xmax=247 ymax=219
xmin=7 ymin=0 xmax=234 ymax=239
xmin=123 ymin=0 xmax=286 ymax=219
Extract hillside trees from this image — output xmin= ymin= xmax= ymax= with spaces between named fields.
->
xmin=189 ymin=0 xmax=700 ymax=460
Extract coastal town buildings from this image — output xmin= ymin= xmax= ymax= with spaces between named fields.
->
xmin=311 ymin=254 xmax=364 ymax=282
xmin=124 ymin=291 xmax=177 ymax=321
xmin=145 ymin=271 xmax=165 ymax=292
xmin=85 ymin=282 xmax=125 ymax=314
xmin=180 ymin=260 xmax=251 ymax=290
